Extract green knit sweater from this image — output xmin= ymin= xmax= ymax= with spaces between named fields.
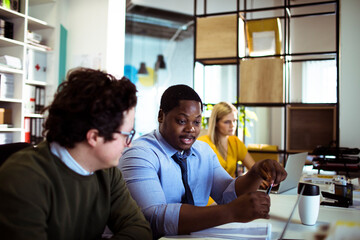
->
xmin=0 ymin=141 xmax=152 ymax=240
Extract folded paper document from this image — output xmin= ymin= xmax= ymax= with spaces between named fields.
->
xmin=0 ymin=55 xmax=21 ymax=69
xmin=190 ymin=222 xmax=271 ymax=240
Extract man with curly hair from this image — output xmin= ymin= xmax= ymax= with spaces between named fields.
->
xmin=0 ymin=68 xmax=152 ymax=239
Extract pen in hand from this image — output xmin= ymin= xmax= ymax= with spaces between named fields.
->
xmin=266 ymin=183 xmax=274 ymax=195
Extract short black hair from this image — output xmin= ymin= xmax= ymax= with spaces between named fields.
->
xmin=43 ymin=67 xmax=137 ymax=148
xmin=160 ymin=84 xmax=202 ymax=114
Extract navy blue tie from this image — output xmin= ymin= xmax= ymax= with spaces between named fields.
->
xmin=172 ymin=153 xmax=194 ymax=205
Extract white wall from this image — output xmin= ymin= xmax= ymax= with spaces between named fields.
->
xmin=339 ymin=0 xmax=360 ymax=148
xmin=60 ymin=0 xmax=125 ymax=77
xmin=125 ymin=34 xmax=194 ymax=136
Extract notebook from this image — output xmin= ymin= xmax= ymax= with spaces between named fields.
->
xmin=271 ymin=152 xmax=307 ymax=194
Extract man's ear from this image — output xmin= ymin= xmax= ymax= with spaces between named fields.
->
xmin=158 ymin=109 xmax=164 ymax=123
xmin=87 ymin=129 xmax=100 ymax=147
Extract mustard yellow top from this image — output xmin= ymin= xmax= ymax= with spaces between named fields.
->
xmin=197 ymin=135 xmax=248 ymax=177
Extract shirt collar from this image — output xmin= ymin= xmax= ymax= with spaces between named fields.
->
xmin=154 ymin=128 xmax=193 ymax=159
xmin=50 ymin=142 xmax=93 ymax=176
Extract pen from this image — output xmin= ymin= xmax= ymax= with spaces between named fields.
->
xmin=266 ymin=183 xmax=274 ymax=195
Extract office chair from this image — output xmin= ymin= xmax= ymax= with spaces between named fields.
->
xmin=0 ymin=142 xmax=33 ymax=167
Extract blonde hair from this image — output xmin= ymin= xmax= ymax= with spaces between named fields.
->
xmin=208 ymin=102 xmax=237 ymax=159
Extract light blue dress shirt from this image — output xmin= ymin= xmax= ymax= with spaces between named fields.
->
xmin=50 ymin=142 xmax=93 ymax=176
xmin=118 ymin=129 xmax=237 ymax=237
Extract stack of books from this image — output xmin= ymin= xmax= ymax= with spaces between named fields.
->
xmin=0 ymin=73 xmax=14 ymax=98
xmin=0 ymin=18 xmax=13 ymax=39
xmin=24 ymin=85 xmax=45 ymax=114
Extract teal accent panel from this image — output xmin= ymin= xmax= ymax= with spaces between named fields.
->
xmin=58 ymin=24 xmax=68 ymax=85
xmin=124 ymin=65 xmax=139 ymax=84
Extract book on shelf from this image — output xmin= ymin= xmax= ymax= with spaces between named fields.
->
xmin=0 ymin=132 xmax=13 ymax=144
xmin=24 ymin=85 xmax=45 ymax=114
xmin=30 ymin=117 xmax=36 ymax=144
xmin=24 ymin=117 xmax=30 ymax=143
xmin=24 ymin=84 xmax=36 ymax=114
xmin=36 ymin=118 xmax=44 ymax=144
xmin=35 ymin=87 xmax=45 ymax=114
xmin=0 ymin=18 xmax=14 ymax=39
xmin=0 ymin=73 xmax=14 ymax=98
xmin=29 ymin=117 xmax=44 ymax=145
xmin=1 ymin=0 xmax=20 ymax=12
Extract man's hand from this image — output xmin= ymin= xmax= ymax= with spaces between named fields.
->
xmin=227 ymin=191 xmax=271 ymax=222
xmin=249 ymin=159 xmax=287 ymax=186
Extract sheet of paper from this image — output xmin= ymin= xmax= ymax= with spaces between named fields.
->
xmin=190 ymin=222 xmax=271 ymax=240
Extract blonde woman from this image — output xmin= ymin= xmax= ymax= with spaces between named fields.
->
xmin=198 ymin=102 xmax=255 ymax=177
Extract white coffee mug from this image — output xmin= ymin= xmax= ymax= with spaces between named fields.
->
xmin=298 ymin=182 xmax=320 ymax=225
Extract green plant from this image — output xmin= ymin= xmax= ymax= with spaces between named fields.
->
xmin=201 ymin=104 xmax=213 ymax=129
xmin=238 ymin=106 xmax=258 ymax=137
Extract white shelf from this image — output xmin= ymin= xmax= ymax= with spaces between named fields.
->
xmin=0 ymin=65 xmax=23 ymax=74
xmin=27 ymin=16 xmax=54 ymax=30
xmin=25 ymin=79 xmax=46 ymax=86
xmin=0 ymin=1 xmax=58 ymax=143
xmin=0 ymin=98 xmax=22 ymax=103
xmin=0 ymin=6 xmax=25 ymax=19
xmin=26 ymin=42 xmax=52 ymax=52
xmin=0 ymin=37 xmax=25 ymax=47
xmin=29 ymin=0 xmax=56 ymax=6
xmin=0 ymin=127 xmax=22 ymax=132
xmin=24 ymin=113 xmax=44 ymax=118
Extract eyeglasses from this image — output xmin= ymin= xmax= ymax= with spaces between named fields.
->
xmin=114 ymin=129 xmax=136 ymax=145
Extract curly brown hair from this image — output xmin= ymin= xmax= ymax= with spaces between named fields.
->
xmin=42 ymin=67 xmax=137 ymax=148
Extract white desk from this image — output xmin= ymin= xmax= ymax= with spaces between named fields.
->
xmin=262 ymin=193 xmax=360 ymax=239
xmin=161 ymin=190 xmax=360 ymax=240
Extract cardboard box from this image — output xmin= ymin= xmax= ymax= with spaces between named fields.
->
xmin=0 ymin=108 xmax=12 ymax=124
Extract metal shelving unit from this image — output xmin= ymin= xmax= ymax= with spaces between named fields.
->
xmin=193 ymin=0 xmax=339 ymax=163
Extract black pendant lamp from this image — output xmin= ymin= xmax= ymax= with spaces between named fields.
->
xmin=138 ymin=62 xmax=148 ymax=75
xmin=155 ymin=54 xmax=166 ymax=71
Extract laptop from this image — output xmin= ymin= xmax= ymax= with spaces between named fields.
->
xmin=271 ymin=152 xmax=307 ymax=194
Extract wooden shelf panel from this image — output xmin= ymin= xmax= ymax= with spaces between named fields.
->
xmin=196 ymin=14 xmax=238 ymax=59
xmin=239 ymin=58 xmax=284 ymax=103
xmin=196 ymin=58 xmax=238 ymax=65
xmin=286 ymin=105 xmax=336 ymax=152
